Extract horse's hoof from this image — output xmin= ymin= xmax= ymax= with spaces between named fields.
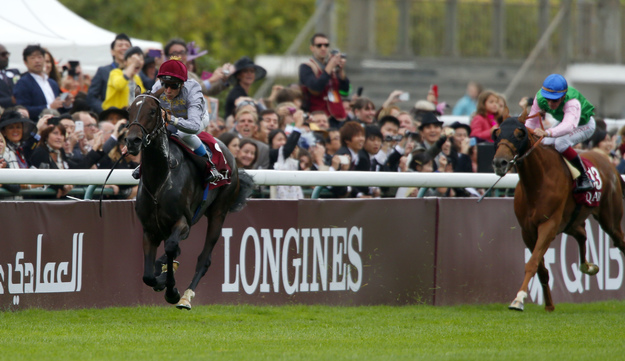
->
xmin=153 ymin=284 xmax=165 ymax=292
xmin=165 ymin=288 xmax=181 ymax=304
xmin=580 ymin=263 xmax=599 ymax=276
xmin=545 ymin=305 xmax=555 ymax=312
xmin=175 ymin=289 xmax=195 ymax=310
xmin=143 ymin=276 xmax=157 ymax=287
xmin=176 ymin=300 xmax=192 ymax=310
xmin=508 ymin=300 xmax=524 ymax=311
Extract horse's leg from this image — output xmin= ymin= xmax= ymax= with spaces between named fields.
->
xmin=142 ymin=232 xmax=160 ymax=288
xmin=567 ymin=223 xmax=599 ymax=276
xmin=536 ymin=259 xmax=554 ymax=312
xmin=163 ymin=218 xmax=189 ymax=305
xmin=176 ymin=211 xmax=226 ymax=310
xmin=153 ymin=246 xmax=181 ymax=292
xmin=595 ymin=194 xmax=625 ymax=258
xmin=510 ymin=220 xmax=557 ymax=311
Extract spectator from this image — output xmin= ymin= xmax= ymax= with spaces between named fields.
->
xmin=469 ymin=89 xmax=500 ymax=143
xmin=0 ymin=109 xmax=36 ymax=169
xmin=496 ymin=92 xmax=510 ymax=125
xmin=60 ymin=60 xmax=90 ymax=98
xmin=236 ymin=138 xmax=258 ymax=170
xmin=0 ymin=43 xmax=19 ymax=109
xmin=397 ymin=111 xmax=418 ymax=136
xmin=309 ymin=110 xmax=330 ymax=131
xmin=29 ymin=123 xmax=105 ymax=197
xmin=87 ymin=33 xmax=132 ymax=114
xmin=589 ymin=128 xmax=615 ymax=164
xmin=163 ymin=39 xmax=233 ymax=97
xmin=452 ymin=81 xmax=482 ymax=116
xmin=218 ymin=132 xmax=240 ymax=158
xmin=352 ymin=97 xmax=376 ymax=126
xmin=43 ymin=48 xmax=61 ymax=85
xmin=206 ymin=117 xmax=226 ymax=138
xmin=224 ymin=56 xmax=266 ymax=119
xmin=418 ymin=111 xmax=448 ymax=171
xmin=70 ymin=111 xmax=98 ymax=160
xmin=97 ymin=128 xmax=139 ymax=199
xmin=99 ymin=107 xmax=129 ymax=126
xmin=141 ymin=55 xmax=157 ymax=90
xmin=448 ymin=121 xmax=473 ymax=173
xmin=14 ymin=44 xmax=73 ymax=121
xmin=102 ymin=46 xmax=145 ymax=110
xmin=328 ymin=120 xmax=369 ymax=198
xmin=268 ymin=128 xmax=304 ymax=199
xmin=299 ymin=33 xmax=349 ymax=121
xmin=324 ymin=128 xmax=341 ymax=161
xmin=232 ymin=108 xmax=269 ymax=169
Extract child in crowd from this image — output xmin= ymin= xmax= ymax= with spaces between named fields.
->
xmin=469 ymin=89 xmax=500 ymax=143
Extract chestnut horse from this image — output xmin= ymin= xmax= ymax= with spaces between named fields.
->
xmin=492 ymin=116 xmax=625 ymax=312
xmin=125 ymin=88 xmax=254 ymax=310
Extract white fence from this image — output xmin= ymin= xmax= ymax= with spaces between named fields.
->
xmin=0 ymin=169 xmax=520 ymax=188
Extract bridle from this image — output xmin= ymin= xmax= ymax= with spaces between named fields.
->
xmin=495 ymin=113 xmax=545 ymax=173
xmin=126 ymin=93 xmax=167 ymax=149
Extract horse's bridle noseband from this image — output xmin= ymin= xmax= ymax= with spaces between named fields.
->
xmin=126 ymin=93 xmax=167 ymax=149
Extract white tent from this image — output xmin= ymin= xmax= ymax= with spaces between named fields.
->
xmin=1 ymin=0 xmax=162 ymax=74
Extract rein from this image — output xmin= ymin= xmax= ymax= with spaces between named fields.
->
xmin=126 ymin=93 xmax=168 ymax=148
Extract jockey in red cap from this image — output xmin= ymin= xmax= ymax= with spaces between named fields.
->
xmin=146 ymin=58 xmax=222 ymax=183
xmin=527 ymin=74 xmax=595 ymax=192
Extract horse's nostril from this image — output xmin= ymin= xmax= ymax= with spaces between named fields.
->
xmin=132 ymin=137 xmax=142 ymax=145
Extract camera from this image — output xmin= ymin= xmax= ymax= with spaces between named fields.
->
xmin=330 ymin=49 xmax=347 ymax=59
xmin=63 ymin=61 xmax=80 ymax=79
xmin=222 ymin=69 xmax=230 ymax=76
xmin=48 ymin=117 xmax=62 ymax=126
xmin=384 ymin=135 xmax=403 ymax=142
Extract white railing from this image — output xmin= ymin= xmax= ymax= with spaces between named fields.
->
xmin=0 ymin=169 xmax=520 ymax=189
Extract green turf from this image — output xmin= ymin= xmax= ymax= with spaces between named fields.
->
xmin=1 ymin=301 xmax=624 ymax=361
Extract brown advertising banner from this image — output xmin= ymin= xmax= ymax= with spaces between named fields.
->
xmin=1 ymin=198 xmax=623 ymax=310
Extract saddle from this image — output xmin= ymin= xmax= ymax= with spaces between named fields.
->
xmin=565 ymin=156 xmax=601 ymax=207
xmin=169 ymin=131 xmax=231 ymax=190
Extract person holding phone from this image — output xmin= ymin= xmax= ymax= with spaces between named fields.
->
xmin=103 ymin=46 xmax=145 ymax=110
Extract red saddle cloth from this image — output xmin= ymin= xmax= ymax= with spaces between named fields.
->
xmin=572 ymin=157 xmax=601 ymax=207
xmin=169 ymin=132 xmax=231 ymax=190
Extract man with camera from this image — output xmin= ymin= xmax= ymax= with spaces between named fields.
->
xmin=299 ymin=33 xmax=350 ymax=122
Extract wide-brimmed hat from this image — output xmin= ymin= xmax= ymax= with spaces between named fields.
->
xmin=232 ymin=56 xmax=266 ymax=82
xmin=417 ymin=111 xmax=444 ymax=130
xmin=0 ymin=110 xmax=36 ymax=132
xmin=100 ymin=107 xmax=129 ymax=121
xmin=186 ymin=41 xmax=208 ymax=62
xmin=450 ymin=121 xmax=471 ymax=135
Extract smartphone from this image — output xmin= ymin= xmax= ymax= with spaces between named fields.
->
xmin=75 ymin=120 xmax=84 ymax=133
xmin=48 ymin=117 xmax=61 ymax=126
xmin=338 ymin=155 xmax=350 ymax=165
xmin=60 ymin=92 xmax=70 ymax=101
xmin=399 ymin=92 xmax=410 ymax=101
xmin=357 ymin=87 xmax=364 ymax=96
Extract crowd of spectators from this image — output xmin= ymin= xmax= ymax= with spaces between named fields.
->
xmin=1 ymin=32 xmax=624 ymax=200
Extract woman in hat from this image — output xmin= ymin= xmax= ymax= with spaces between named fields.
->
xmin=0 ymin=109 xmax=36 ymax=169
xmin=527 ymin=73 xmax=596 ymax=192
xmin=102 ymin=46 xmax=145 ymax=110
xmin=224 ymin=56 xmax=266 ymax=119
xmin=148 ymin=58 xmax=222 ymax=183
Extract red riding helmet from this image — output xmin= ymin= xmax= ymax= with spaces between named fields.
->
xmin=158 ymin=59 xmax=188 ymax=83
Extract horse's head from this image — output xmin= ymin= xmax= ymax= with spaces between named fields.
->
xmin=126 ymin=87 xmax=166 ymax=155
xmin=491 ymin=117 xmax=531 ymax=176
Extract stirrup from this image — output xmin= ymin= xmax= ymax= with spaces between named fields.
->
xmin=206 ymin=167 xmax=224 ymax=184
xmin=575 ymin=175 xmax=593 ymax=193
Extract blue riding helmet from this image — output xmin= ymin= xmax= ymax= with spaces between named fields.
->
xmin=541 ymin=74 xmax=568 ymax=100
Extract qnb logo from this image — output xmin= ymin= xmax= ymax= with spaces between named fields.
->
xmin=222 ymin=227 xmax=363 ymax=295
xmin=0 ymin=233 xmax=84 ymax=305
xmin=527 ymin=221 xmax=623 ymax=305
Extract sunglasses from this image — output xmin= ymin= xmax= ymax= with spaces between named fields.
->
xmin=314 ymin=43 xmax=330 ymax=48
xmin=162 ymin=82 xmax=182 ymax=90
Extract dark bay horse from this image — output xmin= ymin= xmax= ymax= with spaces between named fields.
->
xmin=492 ymin=115 xmax=625 ymax=312
xmin=125 ymin=88 xmax=254 ymax=310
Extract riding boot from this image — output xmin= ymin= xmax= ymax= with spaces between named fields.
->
xmin=569 ymin=155 xmax=593 ymax=193
xmin=131 ymin=165 xmax=141 ymax=180
xmin=205 ymin=153 xmax=224 ymax=184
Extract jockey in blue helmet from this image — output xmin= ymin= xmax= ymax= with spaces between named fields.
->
xmin=527 ymin=74 xmax=595 ymax=192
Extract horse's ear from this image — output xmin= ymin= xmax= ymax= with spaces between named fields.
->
xmin=154 ymin=87 xmax=165 ymax=97
xmin=134 ymin=86 xmax=141 ymax=98
xmin=492 ymin=128 xmax=500 ymax=142
xmin=518 ymin=107 xmax=528 ymax=124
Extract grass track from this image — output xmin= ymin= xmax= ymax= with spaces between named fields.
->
xmin=1 ymin=301 xmax=625 ymax=361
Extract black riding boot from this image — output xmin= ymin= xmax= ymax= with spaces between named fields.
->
xmin=569 ymin=155 xmax=593 ymax=193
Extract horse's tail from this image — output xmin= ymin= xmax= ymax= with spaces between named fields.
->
xmin=230 ymin=169 xmax=255 ymax=213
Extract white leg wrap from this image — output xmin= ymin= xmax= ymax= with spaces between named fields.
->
xmin=516 ymin=291 xmax=527 ymax=302
xmin=182 ymin=289 xmax=195 ymax=301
